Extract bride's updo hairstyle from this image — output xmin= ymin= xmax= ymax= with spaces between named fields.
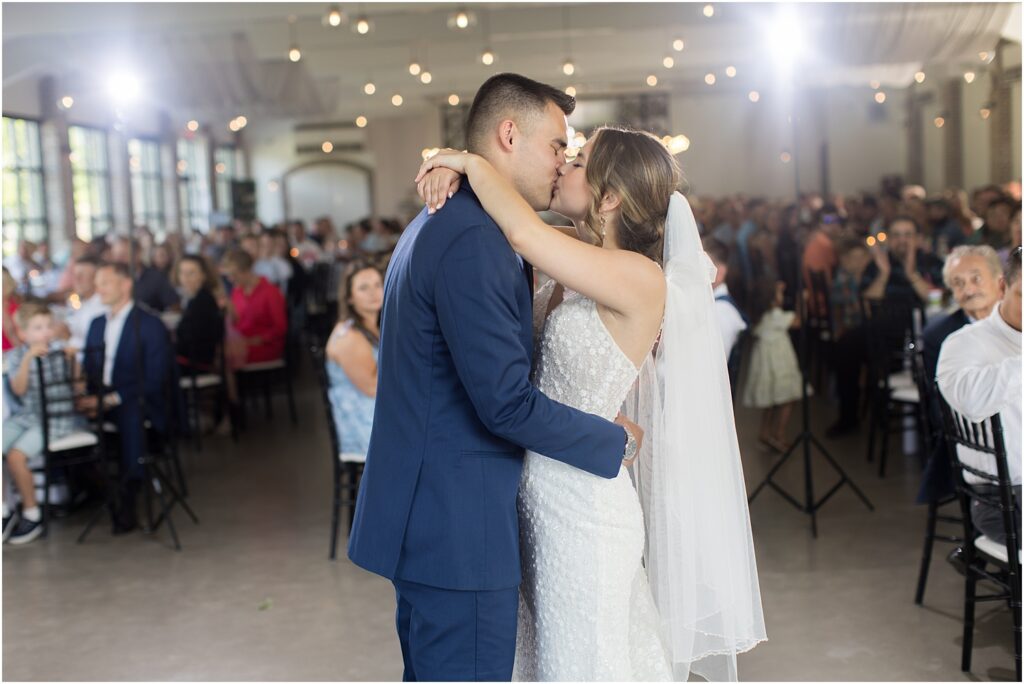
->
xmin=583 ymin=126 xmax=682 ymax=266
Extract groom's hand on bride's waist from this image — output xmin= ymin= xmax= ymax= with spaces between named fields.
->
xmin=614 ymin=414 xmax=644 ymax=466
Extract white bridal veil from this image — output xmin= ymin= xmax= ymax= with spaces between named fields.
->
xmin=628 ymin=192 xmax=767 ymax=681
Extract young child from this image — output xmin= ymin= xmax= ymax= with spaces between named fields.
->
xmin=2 ymin=301 xmax=80 ymax=545
xmin=741 ymin=280 xmax=805 ymax=452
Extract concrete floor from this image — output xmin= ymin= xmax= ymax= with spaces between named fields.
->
xmin=2 ymin=361 xmax=1018 ymax=681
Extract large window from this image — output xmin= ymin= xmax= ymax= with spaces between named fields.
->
xmin=68 ymin=125 xmax=113 ymax=241
xmin=214 ymin=145 xmax=244 ymax=216
xmin=2 ymin=117 xmax=48 ymax=256
xmin=177 ymin=137 xmax=211 ymax=233
xmin=128 ymin=138 xmax=165 ymax=235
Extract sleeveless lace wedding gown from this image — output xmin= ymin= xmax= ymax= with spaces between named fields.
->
xmin=512 ymin=281 xmax=673 ymax=681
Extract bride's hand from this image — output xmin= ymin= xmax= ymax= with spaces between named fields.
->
xmin=416 ymin=166 xmax=461 ymax=215
xmin=415 ymin=149 xmax=476 ymax=213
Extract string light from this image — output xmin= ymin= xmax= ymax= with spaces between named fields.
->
xmin=353 ymin=16 xmax=371 ymax=35
xmin=673 ymin=38 xmax=685 ymax=51
xmin=703 ymin=4 xmax=715 ymax=18
xmin=392 ymin=94 xmax=403 ymax=106
xmin=355 ymin=116 xmax=368 ymax=128
xmin=646 ymin=74 xmax=658 ymax=87
xmin=187 ymin=120 xmax=199 ymax=132
xmin=663 ymin=56 xmax=675 ymax=69
xmin=748 ymin=90 xmax=760 ymax=103
xmin=963 ymin=71 xmax=976 ymax=84
xmin=59 ymin=96 xmax=74 ymax=109
xmin=565 ymin=85 xmax=577 ymax=97
xmin=322 ymin=141 xmax=334 ymax=153
xmin=363 ymin=82 xmax=376 ymax=95
xmin=409 ymin=62 xmax=421 ymax=76
xmin=704 ymin=73 xmax=716 ymax=85
xmin=448 ymin=94 xmax=460 ymax=106
xmin=420 ymin=71 xmax=433 ymax=84
xmin=725 ymin=66 xmax=737 ymax=78
xmin=874 ymin=92 xmax=886 ymax=104
xmin=287 ymin=15 xmax=301 ymax=62
xmin=481 ymin=49 xmax=495 ymax=65
xmin=562 ymin=60 xmax=575 ymax=76
xmin=326 ymin=5 xmax=344 ymax=27
xmin=780 ymin=152 xmax=792 ymax=163
xmin=914 ymin=71 xmax=926 ymax=84
xmin=934 ymin=116 xmax=945 ymax=128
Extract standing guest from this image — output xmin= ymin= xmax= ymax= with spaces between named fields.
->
xmin=222 ymin=250 xmax=286 ymax=365
xmin=826 ymin=237 xmax=873 ymax=437
xmin=970 ymin=197 xmax=1013 ymax=250
xmin=174 ymin=255 xmax=224 ymax=368
xmin=926 ymin=196 xmax=968 ymax=257
xmin=917 ymin=245 xmax=1005 ymax=504
xmin=801 ymin=212 xmax=840 ymax=286
xmin=325 ymin=261 xmax=383 ymax=459
xmin=742 ymin=280 xmax=804 ymax=452
xmin=205 ymin=224 xmax=237 ymax=264
xmin=861 ymin=215 xmax=943 ymax=306
xmin=735 ymin=199 xmax=766 ymax=285
xmin=60 ymin=256 xmax=106 ymax=353
xmin=3 ymin=240 xmax=38 ymax=294
xmin=3 ymin=267 xmax=21 ymax=353
xmin=703 ymin=238 xmax=747 ymax=361
xmin=937 ymin=247 xmax=1022 ymax=546
xmin=80 ymin=262 xmax=172 ymax=532
xmin=2 ymin=302 xmax=83 ymax=544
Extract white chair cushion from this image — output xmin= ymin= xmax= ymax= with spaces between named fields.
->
xmin=240 ymin=359 xmax=286 ymax=372
xmin=891 ymin=385 xmax=919 ymax=404
xmin=50 ymin=431 xmax=98 ymax=452
xmin=180 ymin=373 xmax=222 ymax=389
xmin=339 ymin=452 xmax=367 ymax=464
xmin=975 ymin=534 xmax=1021 ymax=564
xmin=889 ymin=370 xmax=915 ymax=389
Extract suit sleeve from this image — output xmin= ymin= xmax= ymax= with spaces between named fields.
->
xmin=434 ymin=225 xmax=624 ymax=479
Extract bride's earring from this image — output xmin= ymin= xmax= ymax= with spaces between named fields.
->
xmin=599 ymin=214 xmax=607 ymax=239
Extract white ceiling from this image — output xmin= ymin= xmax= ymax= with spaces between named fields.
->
xmin=2 ymin=2 xmax=1019 ymax=127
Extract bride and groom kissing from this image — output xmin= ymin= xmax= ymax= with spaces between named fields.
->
xmin=348 ymin=72 xmax=766 ymax=681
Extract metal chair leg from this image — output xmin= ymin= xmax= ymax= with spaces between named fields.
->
xmin=962 ymin=571 xmax=977 ymax=672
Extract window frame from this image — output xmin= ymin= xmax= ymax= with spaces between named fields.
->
xmin=68 ymin=123 xmax=115 ymax=241
xmin=2 ymin=114 xmax=50 ymax=256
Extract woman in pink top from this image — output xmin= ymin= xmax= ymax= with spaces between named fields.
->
xmin=221 ymin=249 xmax=286 ymax=364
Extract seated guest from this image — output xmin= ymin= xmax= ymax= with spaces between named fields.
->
xmin=61 ymin=256 xmax=106 ymax=353
xmin=3 ymin=267 xmax=21 ymax=353
xmin=826 ymin=237 xmax=872 ymax=437
xmin=254 ymin=229 xmax=292 ymax=295
xmin=917 ymin=245 xmax=1004 ymax=504
xmin=110 ymin=237 xmax=179 ymax=312
xmin=288 ymin=220 xmax=324 ymax=267
xmin=54 ymin=238 xmax=90 ymax=299
xmin=174 ymin=255 xmax=224 ymax=369
xmin=81 ymin=262 xmax=172 ymax=532
xmin=937 ymin=247 xmax=1021 ymax=546
xmin=970 ymin=197 xmax=1013 ymax=251
xmin=3 ymin=302 xmax=82 ymax=545
xmin=703 ymin=238 xmax=747 ymax=365
xmin=861 ymin=215 xmax=943 ymax=307
xmin=3 ymin=240 xmax=38 ymax=294
xmin=926 ymin=196 xmax=968 ymax=257
xmin=222 ymin=249 xmax=286 ymax=365
xmin=325 ymin=261 xmax=383 ymax=459
xmin=998 ymin=202 xmax=1022 ymax=268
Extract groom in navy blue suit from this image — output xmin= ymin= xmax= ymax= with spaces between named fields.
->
xmin=348 ymin=74 xmax=637 ymax=681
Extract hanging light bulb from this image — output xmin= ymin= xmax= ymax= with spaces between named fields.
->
xmin=234 ymin=115 xmax=247 ymax=129
xmin=363 ymin=82 xmax=376 ymax=95
xmin=934 ymin=116 xmax=945 ymax=128
xmin=392 ymin=94 xmax=403 ymax=106
xmin=703 ymin=4 xmax=715 ymax=18
xmin=187 ymin=120 xmax=200 ymax=132
xmin=914 ymin=71 xmax=926 ymax=84
xmin=748 ymin=90 xmax=760 ymax=103
xmin=646 ymin=74 xmax=658 ymax=87
xmin=409 ymin=62 xmax=421 ymax=76
xmin=673 ymin=38 xmax=685 ymax=51
xmin=725 ymin=66 xmax=737 ymax=78
xmin=481 ymin=49 xmax=495 ymax=65
xmin=963 ymin=71 xmax=976 ymax=84
xmin=420 ymin=71 xmax=433 ymax=84
xmin=353 ymin=15 xmax=372 ymax=34
xmin=448 ymin=94 xmax=460 ymax=106
xmin=705 ymin=73 xmax=716 ymax=85
xmin=565 ymin=85 xmax=577 ymax=97
xmin=322 ymin=141 xmax=334 ymax=153
xmin=289 ymin=46 xmax=301 ymax=62
xmin=562 ymin=60 xmax=575 ymax=76
xmin=663 ymin=56 xmax=675 ymax=69
xmin=325 ymin=5 xmax=345 ymax=27
xmin=447 ymin=8 xmax=477 ymax=30
xmin=980 ymin=106 xmax=992 ymax=120
xmin=874 ymin=92 xmax=886 ymax=104
xmin=355 ymin=115 xmax=368 ymax=128
xmin=287 ymin=15 xmax=301 ymax=62
xmin=59 ymin=95 xmax=74 ymax=109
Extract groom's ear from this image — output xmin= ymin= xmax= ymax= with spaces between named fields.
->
xmin=497 ymin=120 xmax=516 ymax=153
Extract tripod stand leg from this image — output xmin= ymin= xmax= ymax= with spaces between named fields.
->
xmin=809 ymin=434 xmax=875 ymax=511
xmin=748 ymin=437 xmax=802 ymax=503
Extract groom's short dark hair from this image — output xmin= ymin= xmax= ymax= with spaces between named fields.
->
xmin=466 ymin=73 xmax=576 ymax=154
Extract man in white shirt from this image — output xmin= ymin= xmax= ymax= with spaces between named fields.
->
xmin=59 ymin=256 xmax=107 ymax=352
xmin=937 ymin=246 xmax=1022 ymax=545
xmin=704 ymin=238 xmax=748 ymax=360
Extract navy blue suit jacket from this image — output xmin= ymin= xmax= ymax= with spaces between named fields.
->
xmin=348 ymin=184 xmax=625 ymax=592
xmin=84 ymin=305 xmax=171 ymax=473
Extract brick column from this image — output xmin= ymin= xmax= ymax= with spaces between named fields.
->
xmin=943 ymin=78 xmax=964 ymax=189
xmin=990 ymin=42 xmax=1013 ymax=183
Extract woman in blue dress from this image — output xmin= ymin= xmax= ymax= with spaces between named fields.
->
xmin=325 ymin=260 xmax=383 ymax=460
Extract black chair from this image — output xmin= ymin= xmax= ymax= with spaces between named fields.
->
xmin=310 ymin=344 xmax=364 ymax=560
xmin=31 ymin=350 xmax=105 ymax=538
xmin=305 ymin=262 xmax=340 ymax=350
xmin=237 ymin=313 xmax=298 ymax=428
xmin=912 ymin=351 xmax=962 ymax=605
xmin=937 ymin=399 xmax=1021 ymax=679
xmin=178 ymin=341 xmax=236 ymax=451
xmin=863 ymin=298 xmax=925 ymax=477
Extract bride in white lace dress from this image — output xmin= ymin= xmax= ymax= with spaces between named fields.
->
xmin=417 ymin=126 xmax=765 ymax=681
